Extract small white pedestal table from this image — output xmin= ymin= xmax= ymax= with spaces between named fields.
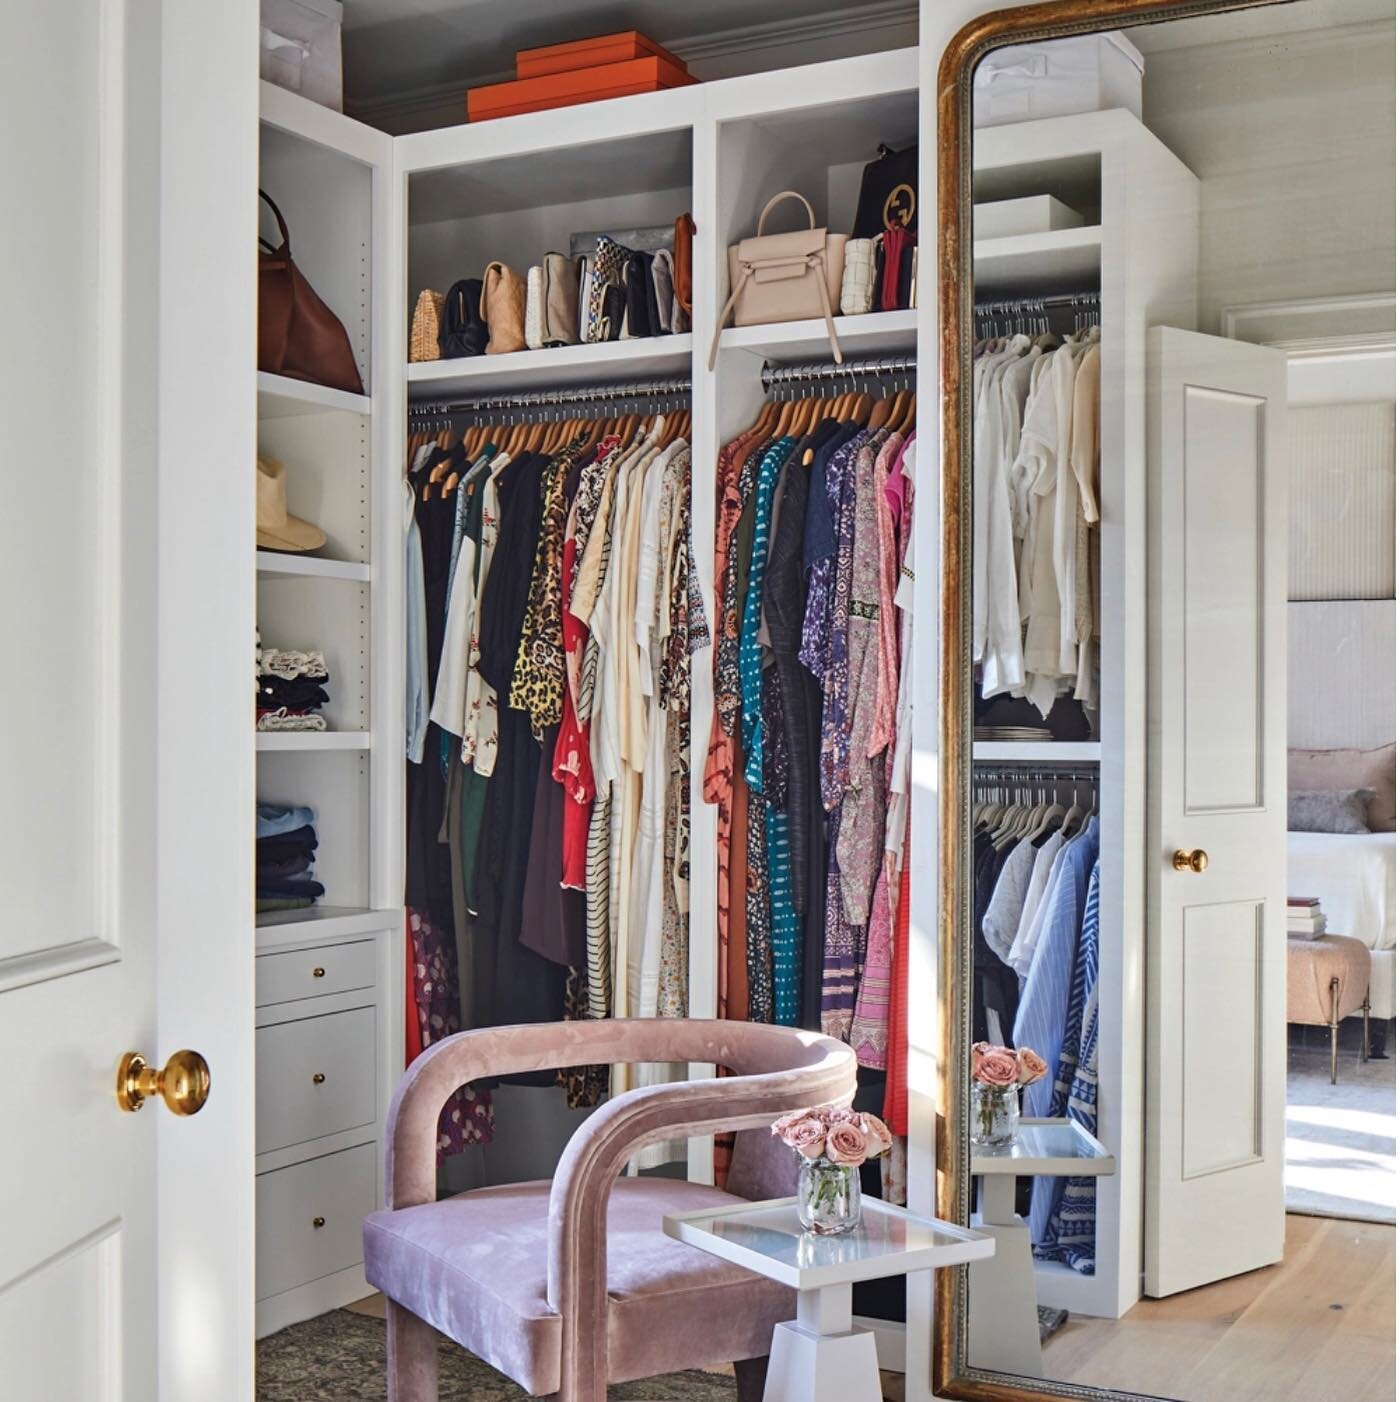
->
xmin=664 ymin=1195 xmax=992 ymax=1402
xmin=968 ymin=1117 xmax=1115 ymax=1377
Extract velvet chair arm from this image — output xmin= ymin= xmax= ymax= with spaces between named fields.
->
xmin=382 ymin=1019 xmax=857 ymax=1402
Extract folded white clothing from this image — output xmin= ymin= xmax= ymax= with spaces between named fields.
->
xmin=256 ymin=709 xmax=328 ymax=732
xmin=259 ymin=648 xmax=329 ymax=681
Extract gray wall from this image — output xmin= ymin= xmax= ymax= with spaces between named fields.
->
xmin=1137 ymin=19 xmax=1395 ymax=331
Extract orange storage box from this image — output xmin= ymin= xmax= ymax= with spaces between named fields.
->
xmin=467 ymin=56 xmax=696 ymax=123
xmin=515 ymin=30 xmax=686 ymax=79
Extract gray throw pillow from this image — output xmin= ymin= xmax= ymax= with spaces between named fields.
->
xmin=1287 ymin=788 xmax=1375 ymax=834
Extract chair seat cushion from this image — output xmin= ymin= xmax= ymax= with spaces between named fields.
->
xmin=364 ymin=1176 xmax=794 ymax=1396
xmin=1287 ymin=933 xmax=1372 ymax=1024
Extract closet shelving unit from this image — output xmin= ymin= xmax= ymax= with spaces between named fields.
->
xmin=247 ymin=44 xmax=1210 ymax=1364
xmin=394 ymin=44 xmax=926 ymax=1179
xmin=406 ymin=334 xmax=695 ymax=395
xmin=969 ymin=108 xmax=1199 ymax=1322
xmin=254 ymin=80 xmax=403 ymax=1336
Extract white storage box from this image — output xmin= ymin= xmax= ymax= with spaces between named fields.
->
xmin=261 ymin=0 xmax=344 ymax=112
xmin=973 ymin=32 xmax=1143 ymax=129
xmin=975 ymin=195 xmax=1086 ymax=240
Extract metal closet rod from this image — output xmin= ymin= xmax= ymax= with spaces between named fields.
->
xmin=972 ymin=763 xmax=1100 ymax=784
xmin=974 ymin=290 xmax=1100 ymax=311
xmin=760 ymin=354 xmax=917 ymax=393
xmin=408 ymin=374 xmax=692 ymax=423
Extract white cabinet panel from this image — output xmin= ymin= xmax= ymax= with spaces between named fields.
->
xmin=256 ymin=1143 xmax=377 ymax=1301
xmin=256 ymin=1006 xmax=377 ymax=1153
xmin=256 ymin=940 xmax=376 ymax=1007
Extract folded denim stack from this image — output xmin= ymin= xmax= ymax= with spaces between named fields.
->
xmin=256 ymin=641 xmax=331 ymax=732
xmin=256 ymin=802 xmax=324 ymax=913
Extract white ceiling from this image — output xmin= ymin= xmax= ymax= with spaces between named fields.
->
xmin=340 ymin=0 xmax=873 ymax=107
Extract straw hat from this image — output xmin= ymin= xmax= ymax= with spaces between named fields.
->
xmin=257 ymin=457 xmax=326 ymax=552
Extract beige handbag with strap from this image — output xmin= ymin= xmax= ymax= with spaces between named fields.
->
xmin=709 ymin=190 xmax=847 ymax=368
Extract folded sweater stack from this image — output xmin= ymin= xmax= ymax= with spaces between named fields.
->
xmin=257 ymin=641 xmax=331 ymax=732
xmin=256 ymin=802 xmax=324 ymax=913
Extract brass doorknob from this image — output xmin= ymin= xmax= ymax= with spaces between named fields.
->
xmin=1172 ymin=848 xmax=1209 ymax=874
xmin=116 ymin=1049 xmax=211 ymax=1115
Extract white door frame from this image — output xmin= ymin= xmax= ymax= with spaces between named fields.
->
xmin=154 ymin=2 xmax=260 ymax=1396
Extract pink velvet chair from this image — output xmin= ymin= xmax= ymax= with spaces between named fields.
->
xmin=363 ymin=1019 xmax=856 ymax=1402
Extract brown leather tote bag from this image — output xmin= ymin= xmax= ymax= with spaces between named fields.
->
xmin=258 ymin=191 xmax=365 ymax=395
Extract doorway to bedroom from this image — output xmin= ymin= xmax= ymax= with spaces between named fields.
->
xmin=1284 ymin=348 xmax=1396 ymax=1226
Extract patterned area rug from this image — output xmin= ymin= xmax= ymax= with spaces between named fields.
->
xmin=257 ymin=1309 xmax=737 ymax=1401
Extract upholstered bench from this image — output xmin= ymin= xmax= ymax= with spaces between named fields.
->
xmin=1286 ymin=933 xmax=1372 ymax=1083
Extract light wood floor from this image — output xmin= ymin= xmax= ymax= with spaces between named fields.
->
xmin=1040 ymin=1213 xmax=1395 ymax=1401
xmin=342 ymin=1214 xmax=1390 ymax=1401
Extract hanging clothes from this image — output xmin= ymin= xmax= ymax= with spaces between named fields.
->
xmin=704 ymin=385 xmax=914 ymax=1082
xmin=404 ymin=403 xmax=697 ymax=1130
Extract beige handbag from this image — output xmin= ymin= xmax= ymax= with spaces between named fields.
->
xmin=541 ymin=252 xmax=580 ymax=346
xmin=409 ymin=289 xmax=444 ymax=362
xmin=524 ymin=266 xmax=545 ymax=350
xmin=480 ymin=261 xmax=526 ymax=355
xmin=709 ymin=191 xmax=847 ymax=368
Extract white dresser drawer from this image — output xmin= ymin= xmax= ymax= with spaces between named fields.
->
xmin=256 ymin=1006 xmax=376 ymax=1154
xmin=256 ymin=1142 xmax=377 ymax=1301
xmin=256 ymin=940 xmax=376 ymax=1007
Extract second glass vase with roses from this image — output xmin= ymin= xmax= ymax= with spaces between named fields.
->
xmin=970 ymin=1042 xmax=1048 ymax=1148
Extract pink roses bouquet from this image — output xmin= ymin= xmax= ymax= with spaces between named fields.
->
xmin=972 ymin=1042 xmax=1047 ymax=1087
xmin=772 ymin=1106 xmax=893 ymax=1167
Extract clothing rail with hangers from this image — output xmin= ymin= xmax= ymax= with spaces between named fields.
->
xmin=760 ymin=353 xmax=916 ymax=395
xmin=974 ymin=290 xmax=1100 ymax=337
xmin=407 ymin=374 xmax=692 ymax=430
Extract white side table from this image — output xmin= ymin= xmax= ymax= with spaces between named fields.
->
xmin=664 ymin=1195 xmax=993 ymax=1402
xmin=968 ymin=1117 xmax=1115 ymax=1377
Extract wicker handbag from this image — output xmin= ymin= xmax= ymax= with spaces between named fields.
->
xmin=409 ymin=289 xmax=444 ymax=362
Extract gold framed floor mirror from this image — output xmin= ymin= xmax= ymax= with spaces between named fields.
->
xmin=934 ymin=0 xmax=1396 ymax=1398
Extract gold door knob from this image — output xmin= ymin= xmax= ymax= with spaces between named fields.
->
xmin=1172 ymin=848 xmax=1209 ymax=874
xmin=312 ymin=1216 xmax=326 ymax=1229
xmin=312 ymin=1073 xmax=326 ymax=1084
xmin=116 ymin=1049 xmax=211 ymax=1115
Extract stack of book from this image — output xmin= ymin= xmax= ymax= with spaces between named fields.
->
xmin=1288 ymin=896 xmax=1326 ymax=939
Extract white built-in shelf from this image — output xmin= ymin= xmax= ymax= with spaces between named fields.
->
xmin=407 ymin=334 xmax=693 ymax=398
xmin=257 ymin=371 xmax=371 ymax=420
xmin=720 ymin=309 xmax=917 ymax=362
xmin=256 ymin=731 xmax=371 ymax=753
xmin=973 ymin=741 xmax=1101 ymax=763
xmin=260 ymin=79 xmax=387 ymax=167
xmin=256 ymin=550 xmax=371 ymax=582
xmin=973 ymin=225 xmax=1102 ymax=296
xmin=254 ymin=904 xmax=401 ymax=950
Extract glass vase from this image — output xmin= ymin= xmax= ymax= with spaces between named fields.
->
xmin=970 ymin=1081 xmax=1020 ymax=1148
xmin=797 ymin=1157 xmax=862 ymax=1236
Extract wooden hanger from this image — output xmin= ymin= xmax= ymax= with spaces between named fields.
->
xmin=866 ymin=391 xmax=893 ymax=432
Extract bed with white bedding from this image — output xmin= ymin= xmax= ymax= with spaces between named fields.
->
xmin=1288 ymin=831 xmax=1397 ymax=1019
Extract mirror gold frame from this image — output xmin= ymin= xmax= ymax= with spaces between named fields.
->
xmin=934 ymin=3 xmax=1294 ymax=1399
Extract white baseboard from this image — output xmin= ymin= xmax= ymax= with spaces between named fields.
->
xmin=256 ymin=1263 xmax=371 ymax=1339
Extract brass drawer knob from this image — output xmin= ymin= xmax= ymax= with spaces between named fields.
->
xmin=312 ymin=967 xmax=326 ymax=978
xmin=312 ymin=1072 xmax=326 ymax=1085
xmin=312 ymin=1216 xmax=326 ymax=1229
xmin=116 ymin=1049 xmax=211 ymax=1115
xmin=1172 ymin=848 xmax=1209 ymax=874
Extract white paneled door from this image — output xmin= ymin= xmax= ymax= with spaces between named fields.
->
xmin=0 ymin=2 xmax=256 ymax=1398
xmin=1144 ymin=327 xmax=1288 ymax=1297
